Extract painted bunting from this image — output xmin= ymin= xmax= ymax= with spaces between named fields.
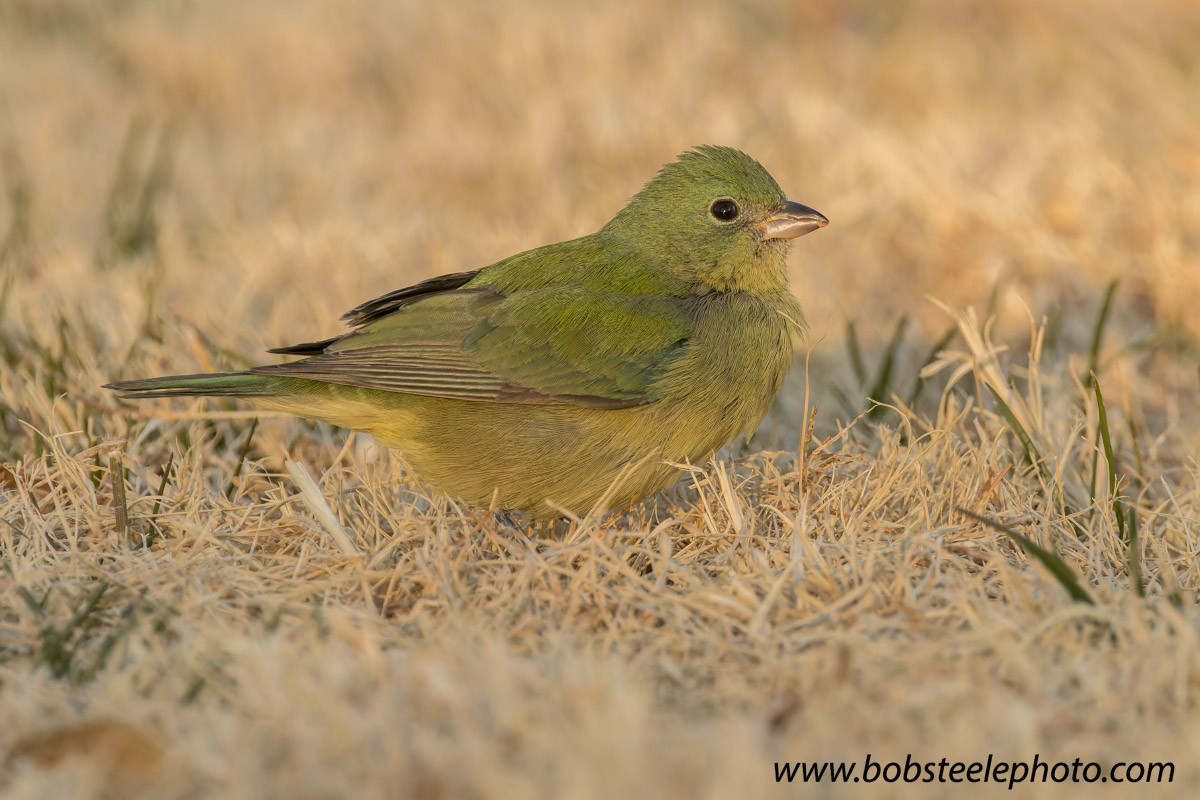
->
xmin=107 ymin=146 xmax=827 ymax=519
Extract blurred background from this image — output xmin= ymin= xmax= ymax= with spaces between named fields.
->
xmin=1 ymin=0 xmax=1198 ymax=432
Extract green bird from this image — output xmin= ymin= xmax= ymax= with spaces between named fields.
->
xmin=107 ymin=146 xmax=827 ymax=519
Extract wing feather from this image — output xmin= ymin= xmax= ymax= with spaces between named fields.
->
xmin=254 ymin=269 xmax=690 ymax=409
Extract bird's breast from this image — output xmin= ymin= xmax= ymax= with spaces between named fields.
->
xmin=655 ymin=292 xmax=796 ymax=441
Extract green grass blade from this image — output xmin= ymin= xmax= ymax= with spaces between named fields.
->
xmin=66 ymin=581 xmax=111 ymax=634
xmin=1092 ymin=378 xmax=1127 ymax=543
xmin=1087 ymin=444 xmax=1100 ymax=526
xmin=76 ymin=606 xmax=139 ymax=685
xmin=986 ymin=386 xmax=1050 ymax=485
xmin=150 ymin=452 xmax=175 ymax=519
xmin=1086 ymin=280 xmax=1119 ymax=384
xmin=845 ymin=321 xmax=867 ymax=387
xmin=1126 ymin=504 xmax=1144 ymax=597
xmin=5 ymin=554 xmax=49 ymax=615
xmin=866 ymin=315 xmax=909 ymax=420
xmin=15 ymin=585 xmax=49 ymax=617
xmin=986 ymin=385 xmax=1087 ymax=539
xmin=830 ymin=384 xmax=859 ymax=417
xmin=957 ymin=507 xmax=1095 ymax=605
xmin=226 ymin=417 xmax=260 ymax=499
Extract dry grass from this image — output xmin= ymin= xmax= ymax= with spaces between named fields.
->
xmin=2 ymin=0 xmax=1200 ymax=796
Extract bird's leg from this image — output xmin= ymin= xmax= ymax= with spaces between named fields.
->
xmin=494 ymin=508 xmax=521 ymax=531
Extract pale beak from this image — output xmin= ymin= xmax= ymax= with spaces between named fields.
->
xmin=756 ymin=200 xmax=829 ymax=240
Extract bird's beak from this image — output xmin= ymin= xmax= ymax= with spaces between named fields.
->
xmin=756 ymin=200 xmax=829 ymax=240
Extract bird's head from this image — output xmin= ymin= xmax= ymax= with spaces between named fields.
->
xmin=604 ymin=146 xmax=827 ymax=294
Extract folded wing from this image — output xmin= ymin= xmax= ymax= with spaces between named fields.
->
xmin=253 ymin=276 xmax=690 ymax=409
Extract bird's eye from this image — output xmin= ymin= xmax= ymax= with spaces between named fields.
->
xmin=710 ymin=199 xmax=739 ymax=221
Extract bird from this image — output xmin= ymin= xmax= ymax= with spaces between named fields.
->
xmin=107 ymin=146 xmax=828 ymax=520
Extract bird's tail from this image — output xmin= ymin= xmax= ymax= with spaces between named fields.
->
xmin=104 ymin=371 xmax=285 ymax=399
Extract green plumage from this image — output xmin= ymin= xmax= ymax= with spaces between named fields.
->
xmin=107 ymin=146 xmax=827 ymax=519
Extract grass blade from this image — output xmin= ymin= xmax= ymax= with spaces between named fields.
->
xmin=957 ymin=507 xmax=1095 ymax=605
xmin=866 ymin=315 xmax=909 ymax=420
xmin=986 ymin=385 xmax=1087 ymax=539
xmin=109 ymin=453 xmax=130 ymax=548
xmin=1092 ymin=377 xmax=1127 ymax=543
xmin=1086 ymin=280 xmax=1119 ymax=384
xmin=1126 ymin=504 xmax=1144 ymax=597
xmin=986 ymin=386 xmax=1050 ymax=486
xmin=845 ymin=321 xmax=867 ymax=387
xmin=143 ymin=452 xmax=177 ymax=549
xmin=150 ymin=452 xmax=175 ymax=519
xmin=225 ymin=417 xmax=260 ymax=500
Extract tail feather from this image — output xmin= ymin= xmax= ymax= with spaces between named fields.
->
xmin=104 ymin=371 xmax=282 ymax=399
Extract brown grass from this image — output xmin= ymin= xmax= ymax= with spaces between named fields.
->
xmin=2 ymin=0 xmax=1199 ymax=796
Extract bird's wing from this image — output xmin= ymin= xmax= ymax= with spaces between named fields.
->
xmin=340 ymin=270 xmax=483 ymax=327
xmin=267 ymin=270 xmax=483 ymax=356
xmin=253 ymin=280 xmax=690 ymax=409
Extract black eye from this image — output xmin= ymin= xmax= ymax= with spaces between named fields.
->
xmin=710 ymin=199 xmax=739 ymax=221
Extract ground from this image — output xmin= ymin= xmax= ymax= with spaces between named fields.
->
xmin=1 ymin=0 xmax=1199 ymax=797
